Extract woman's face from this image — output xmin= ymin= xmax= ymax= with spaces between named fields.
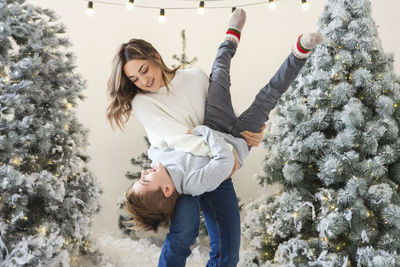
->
xmin=123 ymin=58 xmax=163 ymax=93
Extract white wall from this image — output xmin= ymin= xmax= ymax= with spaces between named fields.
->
xmin=27 ymin=0 xmax=400 ymax=236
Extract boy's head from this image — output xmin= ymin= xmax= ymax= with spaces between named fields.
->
xmin=124 ymin=162 xmax=180 ymax=232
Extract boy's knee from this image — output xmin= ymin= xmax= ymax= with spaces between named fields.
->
xmin=210 ymin=68 xmax=229 ymax=81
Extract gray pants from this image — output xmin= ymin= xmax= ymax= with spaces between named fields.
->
xmin=204 ymin=40 xmax=306 ymax=141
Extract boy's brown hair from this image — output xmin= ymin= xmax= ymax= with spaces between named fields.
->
xmin=125 ymin=187 xmax=180 ymax=232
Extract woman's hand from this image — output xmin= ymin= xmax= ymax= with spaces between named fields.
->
xmin=241 ymin=124 xmax=266 ymax=147
xmin=185 ymin=128 xmax=194 ymax=134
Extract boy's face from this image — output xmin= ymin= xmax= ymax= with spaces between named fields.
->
xmin=129 ymin=162 xmax=175 ymax=197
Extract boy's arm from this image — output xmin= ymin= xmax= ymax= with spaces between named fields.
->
xmin=182 ymin=125 xmax=236 ymax=196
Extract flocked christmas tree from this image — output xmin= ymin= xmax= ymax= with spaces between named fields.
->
xmin=242 ymin=0 xmax=400 ymax=265
xmin=0 ymin=0 xmax=104 ymax=266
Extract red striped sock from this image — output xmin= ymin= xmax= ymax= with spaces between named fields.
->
xmin=226 ymin=27 xmax=241 ymax=44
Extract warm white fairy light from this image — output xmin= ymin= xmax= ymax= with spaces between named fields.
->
xmin=159 ymin=8 xmax=166 ymax=23
xmin=269 ymin=0 xmax=277 ymax=10
xmin=12 ymin=156 xmax=22 ymax=166
xmin=83 ymin=1 xmax=312 ymax=21
xmin=198 ymin=1 xmax=205 ymax=14
xmin=126 ymin=0 xmax=134 ymax=10
xmin=65 ymin=102 xmax=73 ymax=110
xmin=301 ymin=0 xmax=309 ymax=10
xmin=86 ymin=1 xmax=94 ymax=16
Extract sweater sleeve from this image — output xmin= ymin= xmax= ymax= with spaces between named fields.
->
xmin=182 ymin=125 xmax=235 ymax=196
xmin=132 ymin=96 xmax=212 ymax=157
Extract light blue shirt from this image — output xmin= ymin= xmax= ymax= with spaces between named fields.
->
xmin=148 ymin=125 xmax=249 ymax=196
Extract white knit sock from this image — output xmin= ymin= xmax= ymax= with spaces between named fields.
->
xmin=292 ymin=32 xmax=324 ymax=59
xmin=225 ymin=8 xmax=246 ymax=44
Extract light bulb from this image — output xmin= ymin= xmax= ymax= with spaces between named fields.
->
xmin=198 ymin=1 xmax=205 ymax=14
xmin=86 ymin=1 xmax=94 ymax=16
xmin=159 ymin=9 xmax=166 ymax=23
xmin=301 ymin=0 xmax=309 ymax=10
xmin=269 ymin=0 xmax=277 ymax=10
xmin=126 ymin=0 xmax=134 ymax=10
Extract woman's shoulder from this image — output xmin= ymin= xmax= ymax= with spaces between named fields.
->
xmin=179 ymin=67 xmax=209 ymax=81
xmin=131 ymin=93 xmax=153 ymax=110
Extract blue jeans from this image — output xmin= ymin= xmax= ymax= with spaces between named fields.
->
xmin=159 ymin=40 xmax=306 ymax=266
xmin=158 ymin=178 xmax=240 ymax=267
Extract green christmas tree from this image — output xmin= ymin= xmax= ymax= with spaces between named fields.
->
xmin=242 ymin=0 xmax=400 ymax=266
xmin=118 ymin=136 xmax=151 ymax=237
xmin=171 ymin=29 xmax=198 ymax=69
xmin=0 ymin=0 xmax=104 ymax=265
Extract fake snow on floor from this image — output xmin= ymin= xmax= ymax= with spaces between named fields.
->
xmin=95 ymin=233 xmax=208 ymax=267
xmin=94 ymin=233 xmax=250 ymax=267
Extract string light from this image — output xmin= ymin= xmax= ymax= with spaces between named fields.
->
xmin=198 ymin=1 xmax=205 ymax=14
xmin=126 ymin=0 xmax=134 ymax=10
xmin=159 ymin=8 xmax=166 ymax=23
xmin=86 ymin=1 xmax=94 ymax=16
xmin=301 ymin=0 xmax=309 ymax=10
xmin=83 ymin=1 xmax=311 ymax=18
xmin=268 ymin=0 xmax=277 ymax=10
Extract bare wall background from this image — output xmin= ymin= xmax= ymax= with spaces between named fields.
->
xmin=27 ymin=0 xmax=400 ymax=236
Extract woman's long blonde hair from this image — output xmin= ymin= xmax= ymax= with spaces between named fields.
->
xmin=106 ymin=38 xmax=179 ymax=131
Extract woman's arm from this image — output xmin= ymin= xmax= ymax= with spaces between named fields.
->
xmin=132 ymin=96 xmax=213 ymax=157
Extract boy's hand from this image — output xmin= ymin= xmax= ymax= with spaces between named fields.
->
xmin=241 ymin=124 xmax=266 ymax=147
xmin=227 ymin=149 xmax=240 ymax=179
xmin=185 ymin=128 xmax=194 ymax=134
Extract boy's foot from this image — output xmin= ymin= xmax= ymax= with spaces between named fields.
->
xmin=292 ymin=32 xmax=324 ymax=59
xmin=225 ymin=8 xmax=246 ymax=45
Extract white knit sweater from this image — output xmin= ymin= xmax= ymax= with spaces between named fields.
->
xmin=131 ymin=67 xmax=214 ymax=157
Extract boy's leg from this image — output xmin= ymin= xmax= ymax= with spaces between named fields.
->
xmin=228 ymin=33 xmax=323 ymax=137
xmin=204 ymin=8 xmax=245 ymax=133
xmin=230 ymin=53 xmax=307 ymax=137
xmin=199 ymin=178 xmax=241 ymax=267
xmin=206 ymin=33 xmax=322 ymax=139
xmin=158 ymin=195 xmax=200 ymax=267
xmin=204 ymin=40 xmax=238 ymax=133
